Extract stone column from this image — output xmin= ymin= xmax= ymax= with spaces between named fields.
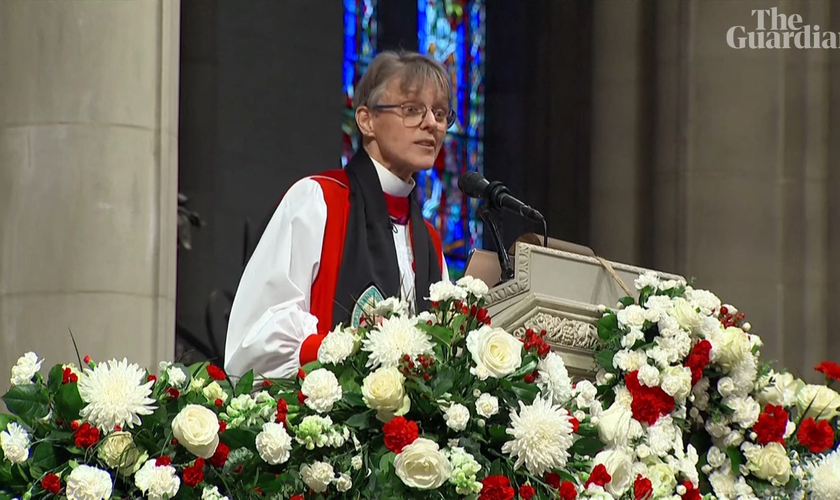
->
xmin=0 ymin=1 xmax=180 ymax=379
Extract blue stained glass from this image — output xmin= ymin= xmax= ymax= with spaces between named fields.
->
xmin=342 ymin=0 xmax=377 ymax=167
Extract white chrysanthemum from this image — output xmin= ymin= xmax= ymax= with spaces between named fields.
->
xmin=361 ymin=315 xmax=434 ymax=368
xmin=456 ymin=275 xmax=490 ymax=297
xmin=77 ymin=358 xmax=156 ymax=431
xmin=805 ymin=449 xmax=840 ymax=500
xmin=428 ymin=280 xmax=468 ymax=302
xmin=202 ymin=486 xmax=230 ymax=500
xmin=134 ymin=459 xmax=181 ymax=500
xmin=318 ymin=327 xmax=357 ymax=365
xmin=300 ymin=368 xmax=343 ymax=413
xmin=255 ymin=422 xmax=293 ymax=465
xmin=10 ymin=352 xmax=42 ymax=386
xmin=501 ymin=396 xmax=575 ymax=475
xmin=443 ymin=403 xmax=470 ymax=431
xmin=66 ymin=465 xmax=113 ymax=500
xmin=536 ymin=352 xmax=573 ymax=404
xmin=0 ymin=422 xmax=30 ymax=464
xmin=301 ymin=461 xmax=336 ymax=493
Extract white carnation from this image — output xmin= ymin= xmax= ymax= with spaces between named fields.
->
xmin=301 ymin=461 xmax=335 ymax=493
xmin=0 ymin=422 xmax=30 ymax=464
xmin=66 ymin=465 xmax=113 ymax=500
xmin=475 ymin=393 xmax=499 ymax=418
xmin=574 ymin=380 xmax=598 ymax=409
xmin=638 ymin=364 xmax=660 ymax=387
xmin=443 ymin=403 xmax=470 ymax=431
xmin=634 ymin=271 xmax=661 ymax=290
xmin=621 ymin=328 xmax=645 ymax=349
xmin=368 ymin=297 xmax=409 ymax=317
xmin=616 ymin=305 xmax=647 ymax=329
xmin=335 ymin=473 xmax=353 ymax=492
xmin=724 ymin=396 xmax=760 ymax=428
xmin=165 ymin=366 xmax=188 ymax=389
xmin=255 ymin=422 xmax=293 ymax=465
xmin=684 ymin=287 xmax=721 ymax=315
xmin=660 ymin=366 xmax=692 ymax=401
xmin=318 ymin=326 xmax=357 ymax=365
xmin=202 ymin=486 xmax=230 ymax=500
xmin=134 ymin=459 xmax=181 ymax=500
xmin=613 ymin=349 xmax=648 ymax=372
xmin=10 ymin=352 xmax=42 ymax=386
xmin=300 ymin=368 xmax=343 ymax=413
xmin=456 ymin=275 xmax=490 ymax=297
xmin=428 ymin=281 xmax=468 ymax=302
xmin=536 ymin=352 xmax=573 ymax=404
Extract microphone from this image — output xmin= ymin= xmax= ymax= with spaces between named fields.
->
xmin=458 ymin=172 xmax=545 ymax=223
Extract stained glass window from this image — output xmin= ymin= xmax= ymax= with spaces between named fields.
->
xmin=342 ymin=0 xmax=377 ymax=167
xmin=415 ymin=0 xmax=486 ymax=278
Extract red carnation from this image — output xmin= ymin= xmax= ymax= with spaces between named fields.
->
xmin=569 ymin=416 xmax=580 ymax=433
xmin=558 ymin=480 xmax=578 ymax=500
xmin=165 ymin=387 xmax=180 ymax=400
xmin=545 ymin=473 xmax=561 ymax=489
xmin=61 ymin=367 xmax=78 ymax=385
xmin=209 ymin=442 xmax=230 ymax=467
xmin=183 ymin=459 xmax=205 ymax=487
xmin=634 ymin=474 xmax=653 ymax=500
xmin=290 ymin=496 xmax=304 ymax=500
xmin=382 ymin=416 xmax=419 ymax=453
xmin=753 ymin=404 xmax=788 ymax=446
xmin=41 ymin=473 xmax=61 ymax=494
xmin=625 ymin=371 xmax=675 ymax=426
xmin=519 ymin=484 xmax=536 ymax=500
xmin=206 ymin=365 xmax=226 ymax=381
xmin=585 ymin=464 xmax=611 ymax=489
xmin=73 ymin=422 xmax=100 ymax=449
xmin=478 ymin=475 xmax=515 ymax=500
xmin=681 ymin=481 xmax=701 ymax=500
xmin=156 ymin=455 xmax=172 ymax=467
xmin=684 ymin=340 xmax=712 ymax=386
xmin=815 ymin=361 xmax=840 ymax=382
xmin=797 ymin=417 xmax=835 ymax=453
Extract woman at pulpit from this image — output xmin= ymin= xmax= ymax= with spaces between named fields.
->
xmin=224 ymin=51 xmax=451 ymax=380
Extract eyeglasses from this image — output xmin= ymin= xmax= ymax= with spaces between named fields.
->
xmin=371 ymin=102 xmax=457 ymax=130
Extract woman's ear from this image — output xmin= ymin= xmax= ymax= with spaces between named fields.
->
xmin=355 ymin=107 xmax=374 ymax=137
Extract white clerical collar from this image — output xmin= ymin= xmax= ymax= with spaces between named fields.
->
xmin=371 ymin=157 xmax=415 ymax=198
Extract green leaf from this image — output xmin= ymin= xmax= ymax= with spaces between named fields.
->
xmin=343 ymin=392 xmax=366 ymax=408
xmin=338 ymin=367 xmax=361 ymax=393
xmin=2 ymin=384 xmax=50 ymax=421
xmin=488 ymin=425 xmax=508 ymax=442
xmin=234 ymin=371 xmax=255 ymax=397
xmin=597 ymin=313 xmax=619 ymax=342
xmin=570 ymin=436 xmax=604 ymax=457
xmin=510 ymin=382 xmax=539 ymax=404
xmin=510 ymin=357 xmax=538 ymax=379
xmin=432 ymin=368 xmax=455 ymax=397
xmin=47 ymin=364 xmax=65 ymax=392
xmin=618 ymin=296 xmax=636 ymax=307
xmin=595 ymin=350 xmax=616 ymax=374
xmin=0 ymin=414 xmax=20 ymax=432
xmin=220 ymin=428 xmax=257 ymax=451
xmin=28 ymin=442 xmax=58 ymax=478
xmin=725 ymin=445 xmax=743 ymax=472
xmin=345 ymin=410 xmax=375 ymax=430
xmin=55 ymin=382 xmax=85 ymax=421
xmin=416 ymin=323 xmax=453 ymax=347
xmin=300 ymin=361 xmax=323 ymax=375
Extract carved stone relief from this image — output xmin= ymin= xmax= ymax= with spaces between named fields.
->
xmin=512 ymin=313 xmax=600 ymax=351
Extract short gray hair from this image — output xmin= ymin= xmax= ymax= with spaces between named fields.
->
xmin=354 ymin=50 xmax=452 ymax=109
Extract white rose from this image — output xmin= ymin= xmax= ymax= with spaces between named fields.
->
xmin=97 ymin=431 xmax=146 ymax=474
xmin=669 ymin=298 xmax=703 ymax=331
xmin=660 ymin=366 xmax=692 ymax=401
xmin=745 ymin=442 xmax=791 ymax=486
xmin=616 ymin=305 xmax=647 ymax=329
xmin=0 ymin=422 xmax=30 ymax=464
xmin=171 ymin=404 xmax=220 ymax=458
xmin=335 ymin=473 xmax=353 ymax=492
xmin=301 ymin=461 xmax=335 ymax=493
xmin=10 ymin=352 xmax=42 ymax=386
xmin=797 ymin=384 xmax=840 ymax=420
xmin=757 ymin=372 xmax=803 ymax=407
xmin=593 ymin=448 xmax=634 ymax=497
xmin=710 ymin=326 xmax=752 ymax=369
xmin=134 ymin=459 xmax=181 ymax=500
xmin=648 ymin=463 xmax=678 ymax=497
xmin=597 ymin=402 xmax=634 ymax=448
xmin=443 ymin=403 xmax=470 ymax=431
xmin=351 ymin=455 xmax=363 ymax=470
xmin=456 ymin=275 xmax=490 ymax=297
xmin=394 ymin=438 xmax=452 ymax=490
xmin=255 ymin=422 xmax=293 ymax=465
xmin=362 ymin=366 xmax=409 ymax=420
xmin=66 ymin=465 xmax=113 ymax=500
xmin=475 ymin=393 xmax=499 ymax=418
xmin=466 ymin=326 xmax=522 ymax=380
xmin=166 ymin=367 xmax=188 ymax=389
xmin=318 ymin=327 xmax=357 ymax=365
xmin=301 ymin=368 xmax=343 ymax=413
xmin=428 ymin=281 xmax=468 ymax=302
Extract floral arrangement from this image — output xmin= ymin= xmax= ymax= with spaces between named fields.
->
xmin=1 ymin=273 xmax=839 ymax=500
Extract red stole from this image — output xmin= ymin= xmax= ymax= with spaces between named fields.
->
xmin=298 ymin=170 xmax=444 ymax=366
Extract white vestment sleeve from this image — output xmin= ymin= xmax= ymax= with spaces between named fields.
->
xmin=224 ymin=178 xmax=326 ymax=380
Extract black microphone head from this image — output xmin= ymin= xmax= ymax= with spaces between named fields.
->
xmin=458 ymin=171 xmax=490 ymax=199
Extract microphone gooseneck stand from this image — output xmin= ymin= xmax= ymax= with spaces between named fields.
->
xmin=478 ymin=205 xmax=515 ymax=285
